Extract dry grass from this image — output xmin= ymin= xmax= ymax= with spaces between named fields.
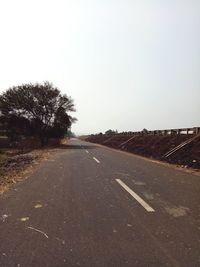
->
xmin=0 ymin=138 xmax=67 ymax=194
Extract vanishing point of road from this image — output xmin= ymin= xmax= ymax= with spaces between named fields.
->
xmin=0 ymin=138 xmax=200 ymax=267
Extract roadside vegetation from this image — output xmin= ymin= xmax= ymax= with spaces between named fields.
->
xmin=0 ymin=82 xmax=76 ymax=193
xmin=0 ymin=81 xmax=76 ymax=146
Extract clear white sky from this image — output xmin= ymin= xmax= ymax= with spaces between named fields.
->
xmin=0 ymin=0 xmax=199 ymax=135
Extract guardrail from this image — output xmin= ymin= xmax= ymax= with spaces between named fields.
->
xmin=96 ymin=127 xmax=200 ymax=136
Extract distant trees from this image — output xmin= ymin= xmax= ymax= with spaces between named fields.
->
xmin=0 ymin=82 xmax=76 ymax=145
xmin=105 ymin=129 xmax=118 ymax=135
xmin=142 ymin=128 xmax=148 ymax=134
xmin=66 ymin=129 xmax=76 ymax=138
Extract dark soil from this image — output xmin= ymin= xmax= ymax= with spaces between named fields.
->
xmin=0 ymin=138 xmax=66 ymax=193
xmin=0 ymin=154 xmax=37 ymax=186
xmin=0 ymin=154 xmax=36 ymax=171
xmin=86 ymin=134 xmax=200 ymax=170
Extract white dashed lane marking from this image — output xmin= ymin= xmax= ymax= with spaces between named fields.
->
xmin=116 ymin=179 xmax=155 ymax=212
xmin=93 ymin=157 xmax=100 ymax=164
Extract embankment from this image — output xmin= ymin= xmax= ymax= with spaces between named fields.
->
xmin=85 ymin=133 xmax=200 ymax=169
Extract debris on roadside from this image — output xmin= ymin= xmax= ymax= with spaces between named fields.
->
xmin=0 ymin=138 xmax=67 ymax=194
xmin=20 ymin=217 xmax=29 ymax=222
xmin=0 ymin=154 xmax=37 ymax=172
xmin=0 ymin=149 xmax=53 ymax=194
xmin=0 ymin=214 xmax=9 ymax=222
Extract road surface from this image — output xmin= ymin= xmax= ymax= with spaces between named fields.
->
xmin=0 ymin=138 xmax=200 ymax=267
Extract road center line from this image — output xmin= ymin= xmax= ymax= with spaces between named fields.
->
xmin=93 ymin=157 xmax=100 ymax=164
xmin=115 ymin=179 xmax=155 ymax=212
xmin=85 ymin=150 xmax=89 ymax=154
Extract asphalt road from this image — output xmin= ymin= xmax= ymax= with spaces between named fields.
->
xmin=0 ymin=138 xmax=200 ymax=267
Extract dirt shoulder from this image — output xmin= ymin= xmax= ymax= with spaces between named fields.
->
xmin=0 ymin=140 xmax=67 ymax=194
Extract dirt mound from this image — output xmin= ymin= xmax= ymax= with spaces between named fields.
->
xmin=86 ymin=134 xmax=200 ymax=170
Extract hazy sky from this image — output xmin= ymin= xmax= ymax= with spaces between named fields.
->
xmin=0 ymin=0 xmax=199 ymax=134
